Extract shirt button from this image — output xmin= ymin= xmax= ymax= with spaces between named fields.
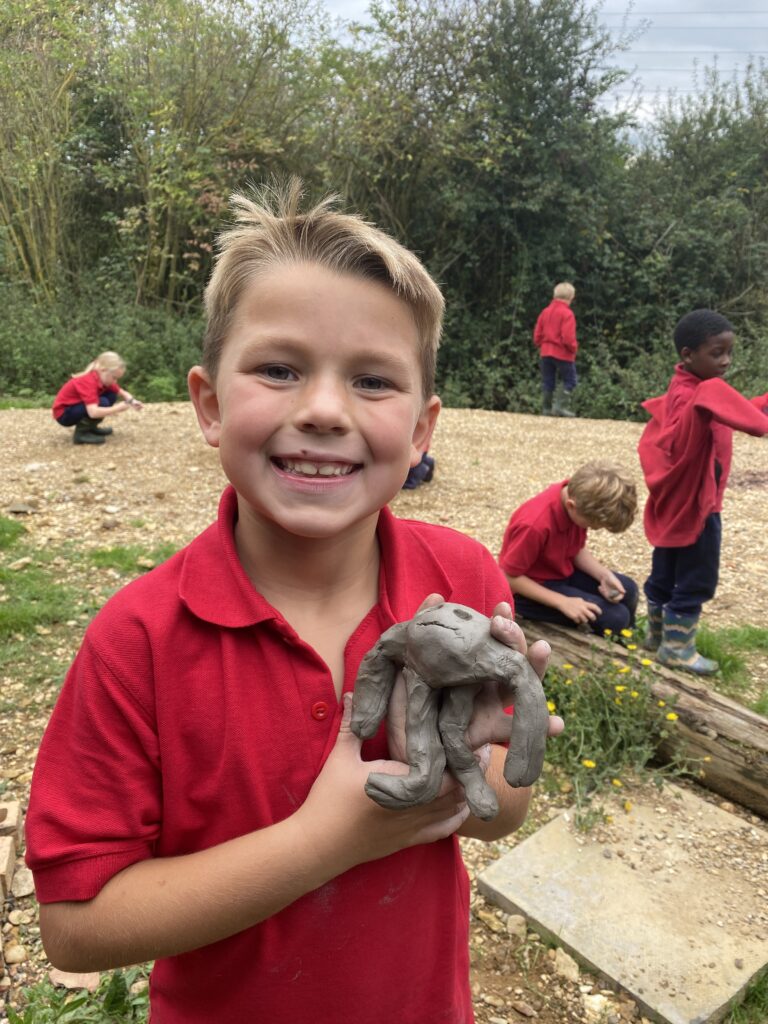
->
xmin=311 ymin=701 xmax=329 ymax=721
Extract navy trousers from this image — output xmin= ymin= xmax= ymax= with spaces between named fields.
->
xmin=644 ymin=512 xmax=721 ymax=617
xmin=57 ymin=392 xmax=117 ymax=427
xmin=515 ymin=568 xmax=638 ymax=634
xmin=541 ymin=356 xmax=577 ymax=394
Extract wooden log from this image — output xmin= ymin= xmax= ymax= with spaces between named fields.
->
xmin=519 ymin=619 xmax=768 ymax=819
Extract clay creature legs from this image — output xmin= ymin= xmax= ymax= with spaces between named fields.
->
xmin=362 ymin=668 xmax=446 ymax=810
xmin=438 ymin=686 xmax=498 ymax=821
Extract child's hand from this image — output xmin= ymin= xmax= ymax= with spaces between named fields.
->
xmin=558 ymin=595 xmax=601 ymax=624
xmin=598 ymin=572 xmax=624 ymax=602
xmin=295 ymin=694 xmax=470 ymax=872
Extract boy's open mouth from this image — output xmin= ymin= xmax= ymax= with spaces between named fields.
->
xmin=273 ymin=457 xmax=359 ymax=478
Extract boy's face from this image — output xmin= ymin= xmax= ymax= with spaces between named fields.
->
xmin=189 ymin=262 xmax=439 ymax=542
xmin=680 ymin=330 xmax=734 ymax=380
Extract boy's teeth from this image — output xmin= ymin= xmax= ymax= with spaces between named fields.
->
xmin=282 ymin=459 xmax=353 ymax=477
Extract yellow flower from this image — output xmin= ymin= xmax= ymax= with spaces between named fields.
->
xmin=614 ymin=697 xmax=622 ymax=705
xmin=618 ymin=665 xmax=631 ymax=674
xmin=547 ymin=700 xmax=557 ymax=713
xmin=615 ymin=684 xmax=627 ymax=692
xmin=657 ymin=699 xmax=666 ymax=707
xmin=703 ymin=756 xmax=712 ymax=762
xmin=630 ymin=691 xmax=639 ymax=698
xmin=562 ymin=663 xmax=573 ymax=670
xmin=582 ymin=759 xmax=596 ymax=769
xmin=641 ymin=658 xmax=652 ymax=666
xmin=603 ymin=629 xmax=613 ymax=636
xmin=611 ymin=778 xmax=623 ymax=787
xmin=564 ymin=678 xmax=573 ymax=686
xmin=666 ymin=712 xmax=679 ymax=721
xmin=627 ymin=643 xmax=637 ymax=650
xmin=623 ymin=800 xmax=633 ymax=813
xmin=620 ymin=629 xmax=633 ymax=638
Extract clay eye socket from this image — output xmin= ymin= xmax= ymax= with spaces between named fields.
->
xmin=453 ymin=608 xmax=472 ymax=620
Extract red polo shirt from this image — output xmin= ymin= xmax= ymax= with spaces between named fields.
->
xmin=533 ymin=300 xmax=577 ymax=362
xmin=498 ymin=481 xmax=586 ymax=581
xmin=639 ymin=366 xmax=768 ymax=547
xmin=27 ymin=487 xmax=513 ymax=1024
xmin=52 ymin=370 xmax=119 ymax=419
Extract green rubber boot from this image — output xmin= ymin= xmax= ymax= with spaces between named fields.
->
xmin=554 ymin=388 xmax=576 ymax=418
xmin=73 ymin=419 xmax=106 ymax=445
xmin=84 ymin=415 xmax=113 ymax=436
xmin=656 ymin=610 xmax=718 ymax=675
xmin=542 ymin=390 xmax=554 ymax=416
xmin=642 ymin=603 xmax=663 ymax=652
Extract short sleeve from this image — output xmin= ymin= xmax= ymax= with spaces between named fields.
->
xmin=498 ymin=522 xmax=545 ymax=579
xmin=26 ymin=633 xmax=161 ymax=903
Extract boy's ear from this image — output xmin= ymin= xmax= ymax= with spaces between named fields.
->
xmin=187 ymin=365 xmax=222 ymax=448
xmin=679 ymin=346 xmax=693 ymax=365
xmin=409 ymin=395 xmax=441 ymax=466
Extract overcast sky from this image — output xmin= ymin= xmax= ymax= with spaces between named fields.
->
xmin=322 ymin=1 xmax=768 ymax=118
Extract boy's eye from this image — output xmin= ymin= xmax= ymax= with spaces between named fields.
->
xmin=260 ymin=364 xmax=296 ymax=382
xmin=356 ymin=375 xmax=391 ymax=392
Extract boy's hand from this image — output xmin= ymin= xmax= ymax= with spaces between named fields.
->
xmin=597 ymin=572 xmax=624 ymax=603
xmin=296 ymin=695 xmax=470 ymax=871
xmin=558 ymin=594 xmax=601 ymax=624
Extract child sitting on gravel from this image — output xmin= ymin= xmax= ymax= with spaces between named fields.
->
xmin=638 ymin=308 xmax=768 ymax=675
xmin=499 ymin=461 xmax=638 ymax=635
xmin=52 ymin=351 xmax=143 ymax=445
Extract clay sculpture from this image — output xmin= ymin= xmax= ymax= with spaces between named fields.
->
xmin=350 ymin=602 xmax=549 ymax=821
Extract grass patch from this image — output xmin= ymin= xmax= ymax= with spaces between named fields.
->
xmin=87 ymin=543 xmax=178 ymax=574
xmin=0 ymin=562 xmax=77 ymax=639
xmin=696 ymin=624 xmax=768 ymax=711
xmin=7 ymin=966 xmax=150 ymax=1023
xmin=0 ymin=515 xmax=27 ymax=549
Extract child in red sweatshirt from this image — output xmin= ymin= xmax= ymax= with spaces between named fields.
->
xmin=638 ymin=309 xmax=768 ymax=674
xmin=533 ymin=282 xmax=578 ymax=417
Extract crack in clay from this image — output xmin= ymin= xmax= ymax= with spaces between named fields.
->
xmin=350 ymin=601 xmax=549 ymax=820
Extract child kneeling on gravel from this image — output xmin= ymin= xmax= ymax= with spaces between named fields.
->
xmin=499 ymin=461 xmax=638 ymax=635
xmin=52 ymin=351 xmax=143 ymax=445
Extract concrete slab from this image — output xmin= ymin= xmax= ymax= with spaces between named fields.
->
xmin=478 ymin=783 xmax=768 ymax=1024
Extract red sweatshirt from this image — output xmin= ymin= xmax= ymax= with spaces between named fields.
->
xmin=638 ymin=364 xmax=768 ymax=547
xmin=533 ymin=299 xmax=577 ymax=361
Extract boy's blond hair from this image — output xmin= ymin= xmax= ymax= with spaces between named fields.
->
xmin=203 ymin=178 xmax=444 ymax=399
xmin=76 ymin=351 xmax=126 ymax=377
xmin=553 ymin=282 xmax=575 ymax=301
xmin=567 ymin=461 xmax=637 ymax=533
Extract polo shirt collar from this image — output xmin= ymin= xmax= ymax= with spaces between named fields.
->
xmin=179 ymin=488 xmax=454 ymax=629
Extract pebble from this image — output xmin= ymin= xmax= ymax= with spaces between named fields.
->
xmin=11 ymin=866 xmax=35 ymax=898
xmin=553 ymin=947 xmax=580 ymax=983
xmin=4 ymin=944 xmax=29 ymax=965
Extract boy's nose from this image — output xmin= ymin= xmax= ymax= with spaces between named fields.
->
xmin=295 ymin=376 xmax=352 ymax=434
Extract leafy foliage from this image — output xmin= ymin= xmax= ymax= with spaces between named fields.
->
xmin=1 ymin=0 xmax=767 ymax=412
xmin=7 ymin=967 xmax=150 ymax=1023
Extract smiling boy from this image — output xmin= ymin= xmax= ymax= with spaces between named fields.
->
xmin=638 ymin=308 xmax=768 ymax=673
xmin=26 ymin=181 xmax=555 ymax=1024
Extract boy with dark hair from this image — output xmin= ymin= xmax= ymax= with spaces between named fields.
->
xmin=639 ymin=308 xmax=768 ymax=674
xmin=499 ymin=461 xmax=639 ymax=635
xmin=26 ymin=180 xmax=557 ymax=1024
xmin=533 ymin=281 xmax=578 ymax=417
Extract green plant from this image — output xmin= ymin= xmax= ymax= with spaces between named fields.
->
xmin=695 ymin=624 xmax=768 ymax=713
xmin=543 ymin=646 xmax=683 ymax=828
xmin=0 ymin=560 xmax=76 ymax=638
xmin=7 ymin=966 xmax=150 ymax=1023
xmin=725 ymin=966 xmax=768 ymax=1024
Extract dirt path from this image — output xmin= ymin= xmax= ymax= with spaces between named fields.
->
xmin=3 ymin=403 xmax=767 ymax=629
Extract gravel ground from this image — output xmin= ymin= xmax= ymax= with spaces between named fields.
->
xmin=1 ymin=403 xmax=767 ymax=1022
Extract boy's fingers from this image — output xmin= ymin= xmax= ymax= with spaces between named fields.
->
xmin=490 ymin=614 xmax=526 ymax=654
xmin=416 ymin=592 xmax=445 ymax=613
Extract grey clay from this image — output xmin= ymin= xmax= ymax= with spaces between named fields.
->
xmin=350 ymin=602 xmax=549 ymax=820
